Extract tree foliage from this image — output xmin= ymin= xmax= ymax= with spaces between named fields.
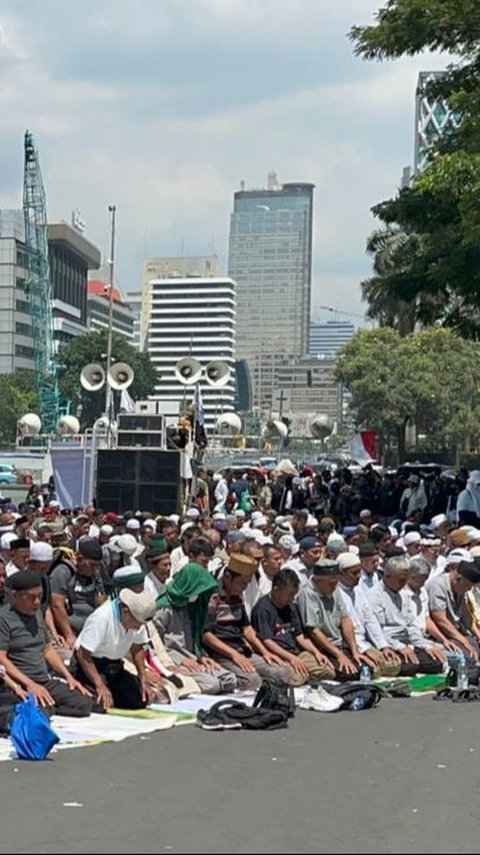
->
xmin=336 ymin=327 xmax=480 ymax=460
xmin=58 ymin=330 xmax=158 ymax=428
xmin=351 ymin=1 xmax=480 ymax=335
xmin=0 ymin=370 xmax=39 ymax=445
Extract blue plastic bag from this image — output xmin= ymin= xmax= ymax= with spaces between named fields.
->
xmin=10 ymin=693 xmax=60 ymax=760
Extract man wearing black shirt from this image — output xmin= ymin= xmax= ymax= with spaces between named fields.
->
xmin=252 ymin=569 xmax=335 ymax=685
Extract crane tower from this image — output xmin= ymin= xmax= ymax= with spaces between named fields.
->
xmin=23 ymin=130 xmax=60 ymax=433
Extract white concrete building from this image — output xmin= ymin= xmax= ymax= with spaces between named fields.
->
xmin=144 ymin=275 xmax=236 ymax=429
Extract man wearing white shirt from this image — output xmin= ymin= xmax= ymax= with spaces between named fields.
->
xmin=369 ymin=556 xmax=445 ymax=675
xmin=72 ymin=589 xmax=158 ymax=710
xmin=337 ymin=552 xmax=400 ymax=676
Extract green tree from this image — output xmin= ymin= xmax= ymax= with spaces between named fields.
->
xmin=362 ymin=227 xmax=419 ymax=334
xmin=0 ymin=370 xmax=39 ymax=444
xmin=58 ymin=330 xmax=158 ymax=428
xmin=335 ymin=327 xmax=480 ymax=462
xmin=350 ymin=1 xmax=480 ymax=334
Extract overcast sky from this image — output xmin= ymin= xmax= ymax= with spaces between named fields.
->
xmin=0 ymin=0 xmax=445 ymax=323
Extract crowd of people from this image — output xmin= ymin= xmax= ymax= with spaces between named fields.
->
xmin=1 ymin=462 xmax=480 ymax=731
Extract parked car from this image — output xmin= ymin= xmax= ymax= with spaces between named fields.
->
xmin=0 ymin=464 xmax=17 ymax=485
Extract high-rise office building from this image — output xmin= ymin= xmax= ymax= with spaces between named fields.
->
xmin=124 ymin=290 xmax=142 ymax=350
xmin=309 ymin=320 xmax=355 ymax=357
xmin=228 ymin=173 xmax=314 ymax=411
xmin=48 ymin=222 xmax=101 ymax=348
xmin=0 ymin=211 xmax=100 ymax=372
xmin=414 ymin=71 xmax=462 ymax=173
xmin=87 ymin=281 xmax=134 ymax=341
xmin=140 ymin=255 xmax=218 ymax=352
xmin=145 ymin=275 xmax=236 ymax=430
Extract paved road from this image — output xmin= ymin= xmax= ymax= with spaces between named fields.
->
xmin=0 ymin=697 xmax=479 ymax=854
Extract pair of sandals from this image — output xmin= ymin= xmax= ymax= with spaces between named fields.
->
xmin=434 ymin=686 xmax=480 ymax=703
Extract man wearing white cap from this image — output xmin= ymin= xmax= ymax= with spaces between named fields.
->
xmin=72 ymin=589 xmax=159 ymax=710
xmin=338 ymin=552 xmax=401 ymax=676
xmin=27 ymin=542 xmax=64 ymax=648
xmin=403 ymin=531 xmax=421 ymax=557
xmin=126 ymin=518 xmax=141 ymax=540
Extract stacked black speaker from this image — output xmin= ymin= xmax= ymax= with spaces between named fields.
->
xmin=96 ymin=413 xmax=181 ymax=513
xmin=116 ymin=413 xmax=165 ymax=449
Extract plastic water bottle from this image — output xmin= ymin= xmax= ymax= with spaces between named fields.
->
xmin=360 ymin=664 xmax=371 ymax=684
xmin=456 ymin=653 xmax=469 ymax=691
xmin=350 ymin=696 xmax=366 ymax=711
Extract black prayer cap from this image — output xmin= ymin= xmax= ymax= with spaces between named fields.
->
xmin=358 ymin=542 xmax=377 ymax=558
xmin=312 ymin=558 xmax=340 ymax=577
xmin=7 ymin=570 xmax=42 ymax=591
xmin=77 ymin=537 xmax=103 ymax=561
xmin=10 ymin=538 xmax=30 ymax=550
xmin=457 ymin=560 xmax=480 ymax=584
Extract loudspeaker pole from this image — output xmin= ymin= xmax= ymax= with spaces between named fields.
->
xmin=105 ymin=204 xmax=116 ymax=448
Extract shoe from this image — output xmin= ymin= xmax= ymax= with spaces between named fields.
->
xmin=299 ymin=685 xmax=343 ymax=713
xmin=196 ymin=708 xmax=242 ymax=730
xmin=196 ymin=718 xmax=242 ymax=731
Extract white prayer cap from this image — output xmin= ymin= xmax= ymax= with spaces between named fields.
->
xmin=348 ymin=545 xmax=360 ymax=556
xmin=278 ymin=535 xmax=298 ymax=554
xmin=126 ymin=519 xmax=140 ymax=531
xmin=234 ymin=510 xmax=246 ymax=518
xmin=430 ymin=513 xmax=447 ymax=530
xmin=111 ymin=534 xmax=138 ymax=556
xmin=30 ymin=542 xmax=53 ymax=562
xmin=186 ymin=508 xmax=200 ymax=519
xmin=0 ymin=532 xmax=17 ymax=550
xmin=404 ymin=532 xmax=421 ymax=546
xmin=180 ymin=522 xmax=194 ymax=538
xmin=168 ymin=514 xmax=180 ymax=524
xmin=445 ymin=548 xmax=474 ymax=565
xmin=142 ymin=519 xmax=157 ymax=530
xmin=337 ymin=552 xmax=361 ymax=571
xmin=250 ymin=514 xmax=268 ymax=528
xmin=100 ymin=524 xmax=113 ymax=536
xmin=306 ymin=515 xmax=318 ymax=528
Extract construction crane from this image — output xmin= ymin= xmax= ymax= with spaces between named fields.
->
xmin=313 ymin=305 xmax=374 ymax=324
xmin=23 ymin=130 xmax=60 ymax=434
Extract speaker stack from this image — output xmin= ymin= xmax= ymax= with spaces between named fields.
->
xmin=96 ymin=448 xmax=181 ymax=514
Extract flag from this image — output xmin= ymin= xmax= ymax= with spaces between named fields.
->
xmin=349 ymin=431 xmax=378 ymax=466
xmin=120 ymin=387 xmax=135 ymax=413
xmin=193 ymin=384 xmax=207 ymax=448
xmin=192 ymin=384 xmax=204 ymax=426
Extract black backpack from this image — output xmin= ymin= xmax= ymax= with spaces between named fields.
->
xmin=197 ymin=700 xmax=288 ymax=731
xmin=253 ymin=678 xmax=296 ymax=718
xmin=319 ymin=681 xmax=383 ymax=711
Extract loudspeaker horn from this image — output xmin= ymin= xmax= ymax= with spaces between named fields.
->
xmin=262 ymin=420 xmax=288 ymax=441
xmin=310 ymin=413 xmax=334 ymax=440
xmin=18 ymin=413 xmax=42 ymax=437
xmin=57 ymin=415 xmax=80 ymax=436
xmin=80 ymin=363 xmax=106 ymax=392
xmin=205 ymin=360 xmax=231 ymax=387
xmin=107 ymin=362 xmax=134 ymax=390
xmin=175 ymin=357 xmax=202 ymax=385
xmin=216 ymin=412 xmax=242 ymax=434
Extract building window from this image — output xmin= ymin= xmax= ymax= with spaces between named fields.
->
xmin=15 ymin=322 xmax=31 ymax=336
xmin=15 ymin=344 xmax=35 ymax=359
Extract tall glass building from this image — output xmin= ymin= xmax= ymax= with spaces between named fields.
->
xmin=414 ymin=71 xmax=462 ymax=173
xmin=228 ymin=174 xmax=314 ymax=411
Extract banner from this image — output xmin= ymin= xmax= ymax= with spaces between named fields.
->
xmin=349 ymin=431 xmax=378 ymax=466
xmin=50 ymin=446 xmax=92 ymax=508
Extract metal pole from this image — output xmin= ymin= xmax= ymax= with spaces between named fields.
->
xmin=105 ymin=205 xmax=116 ymax=448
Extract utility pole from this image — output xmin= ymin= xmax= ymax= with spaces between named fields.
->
xmin=105 ymin=204 xmax=116 ymax=447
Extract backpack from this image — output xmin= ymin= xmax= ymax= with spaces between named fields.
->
xmin=318 ymin=681 xmax=383 ymax=711
xmin=253 ymin=678 xmax=296 ymax=718
xmin=197 ymin=700 xmax=288 ymax=731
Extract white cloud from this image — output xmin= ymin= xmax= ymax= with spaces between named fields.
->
xmin=0 ymin=0 xmax=449 ymax=321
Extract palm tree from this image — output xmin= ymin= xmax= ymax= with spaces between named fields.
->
xmin=362 ymin=227 xmax=420 ymax=336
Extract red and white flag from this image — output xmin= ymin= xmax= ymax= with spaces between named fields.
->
xmin=349 ymin=431 xmax=378 ymax=466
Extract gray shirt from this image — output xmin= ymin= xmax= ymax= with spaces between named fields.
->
xmin=49 ymin=562 xmax=100 ymax=634
xmin=0 ymin=603 xmax=49 ymax=683
xmin=427 ymin=573 xmax=470 ymax=631
xmin=154 ymin=605 xmax=195 ymax=659
xmin=296 ymin=580 xmax=348 ymax=647
xmin=369 ymin=580 xmax=428 ymax=650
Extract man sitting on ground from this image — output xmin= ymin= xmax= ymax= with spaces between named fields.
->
xmin=0 ymin=570 xmax=92 ymax=716
xmin=252 ymin=569 xmax=335 ymax=685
